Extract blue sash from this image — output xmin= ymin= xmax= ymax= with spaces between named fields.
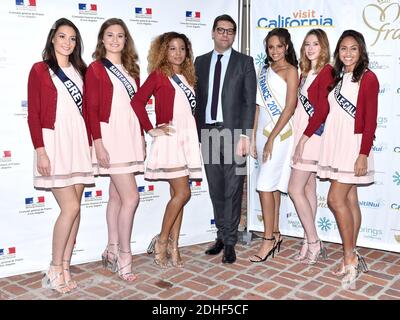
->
xmin=52 ymin=66 xmax=83 ymax=115
xmin=334 ymin=79 xmax=356 ymax=119
xmin=101 ymin=58 xmax=136 ymax=99
xmin=171 ymin=74 xmax=196 ymax=115
xmin=298 ymin=77 xmax=324 ymax=136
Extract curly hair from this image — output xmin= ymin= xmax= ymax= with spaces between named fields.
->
xmin=147 ymin=32 xmax=196 ymax=87
xmin=330 ymin=29 xmax=369 ymax=90
xmin=299 ymin=28 xmax=331 ymax=76
xmin=263 ymin=28 xmax=298 ymax=68
xmin=42 ymin=18 xmax=87 ymax=77
xmin=93 ymin=18 xmax=140 ymax=79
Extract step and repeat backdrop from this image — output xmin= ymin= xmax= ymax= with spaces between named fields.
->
xmin=0 ymin=0 xmax=239 ymax=278
xmin=248 ymin=0 xmax=400 ymax=252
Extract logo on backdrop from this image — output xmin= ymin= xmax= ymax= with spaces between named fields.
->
xmin=363 ymin=0 xmax=400 ymax=46
xmin=14 ymin=100 xmax=27 ymax=117
xmin=9 ymin=0 xmax=43 ymax=18
xmin=0 ymin=246 xmax=23 ymax=268
xmin=359 ymin=198 xmax=384 ymax=209
xmin=145 ymin=98 xmax=155 ymax=116
xmin=82 ymin=189 xmax=105 ymax=209
xmin=377 ymin=116 xmax=388 ymax=128
xmin=317 ymin=194 xmax=329 ymax=209
xmin=257 ymin=9 xmax=334 ymax=29
xmin=360 ymin=226 xmax=383 ymax=240
xmin=372 ymin=141 xmax=388 ymax=154
xmin=391 ymin=203 xmax=400 ymax=211
xmin=0 ymin=150 xmax=21 ymax=170
xmin=19 ymin=195 xmax=51 ymax=215
xmin=73 ymin=3 xmax=105 ymax=23
xmin=394 ymin=146 xmax=400 ymax=153
xmin=180 ymin=10 xmax=206 ymax=29
xmin=393 ymin=171 xmax=400 ymax=186
xmin=206 ymin=219 xmax=217 ymax=233
xmin=189 ymin=180 xmax=206 ymax=197
xmin=317 ymin=217 xmax=336 ymax=232
xmin=138 ymin=185 xmax=159 ymax=202
xmin=130 ymin=7 xmax=158 ymax=26
xmin=286 ymin=211 xmax=302 ymax=229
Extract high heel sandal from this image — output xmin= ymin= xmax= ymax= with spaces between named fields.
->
xmin=301 ymin=239 xmax=328 ymax=265
xmin=341 ymin=250 xmax=363 ymax=290
xmin=293 ymin=239 xmax=308 ymax=261
xmin=42 ymin=262 xmax=70 ymax=294
xmin=273 ymin=232 xmax=283 ymax=253
xmin=168 ymin=237 xmax=184 ymax=268
xmin=62 ymin=259 xmax=77 ymax=290
xmin=354 ymin=249 xmax=369 ymax=273
xmin=249 ymin=236 xmax=276 ymax=263
xmin=101 ymin=243 xmax=118 ymax=273
xmin=147 ymin=235 xmax=169 ymax=268
xmin=116 ymin=249 xmax=137 ymax=282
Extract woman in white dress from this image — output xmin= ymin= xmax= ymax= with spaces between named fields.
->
xmin=249 ymin=28 xmax=298 ymax=263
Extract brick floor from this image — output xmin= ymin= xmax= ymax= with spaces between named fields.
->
xmin=0 ymin=236 xmax=399 ymax=300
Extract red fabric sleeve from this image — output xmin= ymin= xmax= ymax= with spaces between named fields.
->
xmin=131 ymin=72 xmax=157 ymax=132
xmin=27 ymin=64 xmax=44 ymax=149
xmin=303 ymin=65 xmax=333 ymax=137
xmin=359 ymin=72 xmax=379 ymax=156
xmin=85 ymin=64 xmax=102 ymax=140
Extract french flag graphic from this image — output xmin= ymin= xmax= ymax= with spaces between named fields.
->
xmin=186 ymin=11 xmax=200 ymax=18
xmin=138 ymin=185 xmax=154 ymax=192
xmin=79 ymin=3 xmax=97 ymax=12
xmin=3 ymin=151 xmax=11 ymax=158
xmin=190 ymin=181 xmax=201 ymax=187
xmin=16 ymin=0 xmax=36 ymax=7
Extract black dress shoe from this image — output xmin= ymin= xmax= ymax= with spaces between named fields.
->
xmin=222 ymin=245 xmax=236 ymax=264
xmin=205 ymin=239 xmax=224 ymax=255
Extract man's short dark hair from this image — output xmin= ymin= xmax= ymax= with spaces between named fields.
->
xmin=212 ymin=14 xmax=237 ymax=32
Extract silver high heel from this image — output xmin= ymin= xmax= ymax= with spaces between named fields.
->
xmin=116 ymin=249 xmax=137 ymax=282
xmin=354 ymin=249 xmax=369 ymax=273
xmin=147 ymin=234 xmax=168 ymax=268
xmin=301 ymin=239 xmax=328 ymax=265
xmin=62 ymin=259 xmax=77 ymax=290
xmin=101 ymin=243 xmax=118 ymax=273
xmin=293 ymin=239 xmax=308 ymax=261
xmin=42 ymin=262 xmax=70 ymax=294
xmin=167 ymin=236 xmax=184 ymax=268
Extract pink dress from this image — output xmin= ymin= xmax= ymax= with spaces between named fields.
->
xmin=317 ymin=73 xmax=374 ymax=184
xmin=291 ymin=73 xmax=321 ymax=172
xmin=145 ymin=74 xmax=202 ymax=180
xmin=34 ymin=66 xmax=94 ymax=188
xmin=91 ymin=64 xmax=144 ymax=175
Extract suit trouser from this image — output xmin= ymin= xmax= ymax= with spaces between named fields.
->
xmin=201 ymin=127 xmax=246 ymax=246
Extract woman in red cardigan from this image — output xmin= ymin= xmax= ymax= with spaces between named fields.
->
xmin=27 ymin=18 xmax=93 ymax=293
xmin=85 ymin=18 xmax=144 ymax=282
xmin=317 ymin=30 xmax=379 ymax=288
xmin=288 ymin=29 xmax=333 ymax=264
xmin=131 ymin=32 xmax=202 ymax=268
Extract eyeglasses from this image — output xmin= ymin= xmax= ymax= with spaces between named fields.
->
xmin=215 ymin=27 xmax=235 ymax=35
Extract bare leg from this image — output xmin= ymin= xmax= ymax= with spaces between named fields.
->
xmin=49 ymin=185 xmax=82 ymax=293
xmin=249 ymin=191 xmax=276 ymax=261
xmin=62 ymin=184 xmax=84 ymax=289
xmin=327 ymin=181 xmax=358 ymax=267
xmin=347 ymin=185 xmax=361 ymax=247
xmin=168 ymin=186 xmax=185 ymax=267
xmin=110 ymin=173 xmax=139 ymax=281
xmin=288 ymin=170 xmax=319 ymax=259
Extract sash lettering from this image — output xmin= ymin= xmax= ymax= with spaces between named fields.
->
xmin=298 ymin=77 xmax=324 ymax=136
xmin=171 ymin=74 xmax=196 ymax=114
xmin=52 ymin=67 xmax=83 ymax=115
xmin=334 ymin=79 xmax=356 ymax=119
xmin=101 ymin=58 xmax=136 ymax=99
xmin=258 ymin=66 xmax=292 ymax=140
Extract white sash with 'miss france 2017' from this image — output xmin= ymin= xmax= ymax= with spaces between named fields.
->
xmin=298 ymin=77 xmax=324 ymax=136
xmin=258 ymin=66 xmax=292 ymax=141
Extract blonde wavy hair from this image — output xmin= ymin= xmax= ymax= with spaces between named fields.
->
xmin=147 ymin=32 xmax=196 ymax=87
xmin=299 ymin=28 xmax=330 ymax=76
xmin=93 ymin=18 xmax=140 ymax=79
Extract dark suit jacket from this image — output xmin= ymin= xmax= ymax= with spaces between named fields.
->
xmin=194 ymin=49 xmax=257 ymax=138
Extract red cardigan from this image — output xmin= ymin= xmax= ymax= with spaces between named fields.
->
xmin=131 ymin=70 xmax=176 ymax=132
xmin=306 ymin=69 xmax=379 ymax=156
xmin=302 ymin=64 xmax=333 ymax=138
xmin=27 ymin=61 xmax=91 ymax=149
xmin=85 ymin=60 xmax=141 ymax=140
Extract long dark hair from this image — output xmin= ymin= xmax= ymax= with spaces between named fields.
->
xmin=331 ymin=29 xmax=369 ymax=90
xmin=42 ymin=18 xmax=87 ymax=77
xmin=93 ymin=18 xmax=140 ymax=79
xmin=264 ymin=28 xmax=298 ymax=68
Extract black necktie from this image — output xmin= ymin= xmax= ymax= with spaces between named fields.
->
xmin=211 ymin=54 xmax=223 ymax=120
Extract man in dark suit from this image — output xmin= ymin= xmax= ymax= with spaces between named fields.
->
xmin=195 ymin=14 xmax=256 ymax=264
